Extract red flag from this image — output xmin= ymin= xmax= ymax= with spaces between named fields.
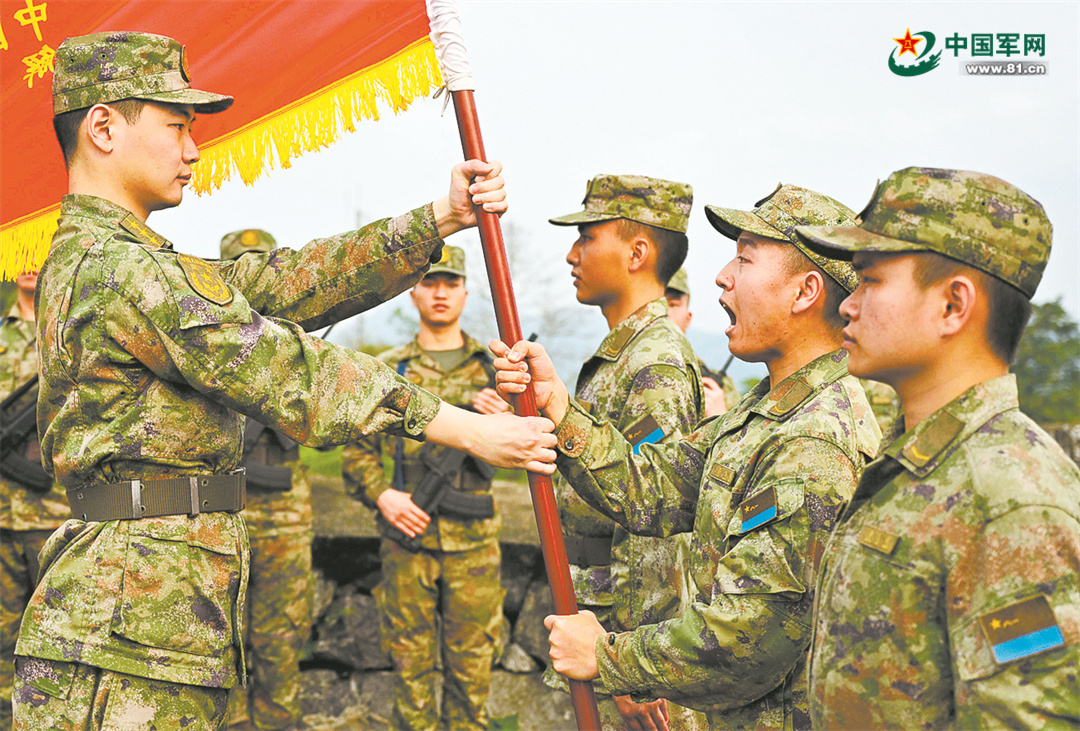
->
xmin=0 ymin=0 xmax=442 ymax=279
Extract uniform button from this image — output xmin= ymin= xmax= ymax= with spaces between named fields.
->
xmin=563 ymin=438 xmax=574 ymax=450
xmin=407 ymin=419 xmax=417 ymax=430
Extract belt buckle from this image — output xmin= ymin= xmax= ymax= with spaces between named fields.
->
xmin=130 ymin=478 xmax=144 ymax=518
xmin=231 ymin=467 xmax=247 ymax=512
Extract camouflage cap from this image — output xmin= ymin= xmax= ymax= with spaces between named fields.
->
xmin=220 ymin=229 xmax=277 ymax=260
xmin=53 ymin=31 xmax=233 ymax=115
xmin=794 ymin=167 xmax=1052 ymax=298
xmin=549 ymin=174 xmax=693 ymax=233
xmin=426 ymin=245 xmax=466 ymax=278
xmin=666 ymin=267 xmax=690 ymax=296
xmin=705 ymin=184 xmax=861 ymax=293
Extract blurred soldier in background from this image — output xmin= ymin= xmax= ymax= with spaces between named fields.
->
xmin=343 ymin=246 xmax=507 ymax=731
xmin=220 ymin=230 xmax=313 ymax=731
xmin=0 ymin=270 xmax=70 ymax=726
xmin=665 ymin=267 xmax=739 ymax=418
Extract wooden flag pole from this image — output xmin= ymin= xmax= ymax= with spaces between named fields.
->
xmin=450 ymin=88 xmax=602 ymax=731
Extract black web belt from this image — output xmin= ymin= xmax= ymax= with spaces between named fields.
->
xmin=67 ymin=470 xmax=246 ymax=521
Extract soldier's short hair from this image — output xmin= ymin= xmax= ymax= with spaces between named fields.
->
xmin=614 ymin=219 xmax=688 ymax=287
xmin=53 ymin=98 xmax=146 ymax=167
xmin=778 ymin=245 xmax=848 ymax=334
xmin=913 ymin=252 xmax=1032 ymax=364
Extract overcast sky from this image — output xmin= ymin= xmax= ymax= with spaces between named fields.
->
xmin=152 ymin=1 xmax=1079 ymax=375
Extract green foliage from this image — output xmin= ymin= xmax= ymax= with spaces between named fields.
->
xmin=300 ymin=445 xmax=344 ymax=477
xmin=488 ymin=715 xmax=519 ymax=731
xmin=1012 ymin=298 xmax=1080 ymax=424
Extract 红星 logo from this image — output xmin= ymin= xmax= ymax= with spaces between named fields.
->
xmin=888 ymin=28 xmax=941 ymax=76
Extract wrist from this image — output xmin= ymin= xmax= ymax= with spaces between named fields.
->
xmin=432 ymin=197 xmax=460 ymax=238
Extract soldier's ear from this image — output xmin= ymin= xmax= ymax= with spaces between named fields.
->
xmin=84 ymin=104 xmax=118 ymax=154
xmin=627 ymin=235 xmax=652 ymax=274
xmin=939 ymin=274 xmax=978 ymax=337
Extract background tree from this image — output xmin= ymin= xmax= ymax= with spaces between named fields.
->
xmin=1012 ymin=298 xmax=1080 ymax=424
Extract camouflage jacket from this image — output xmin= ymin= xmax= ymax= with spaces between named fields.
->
xmin=17 ymin=194 xmax=444 ymax=689
xmin=809 ymin=375 xmax=1080 ymax=729
xmin=0 ymin=306 xmax=69 ymax=531
xmin=559 ymin=298 xmax=702 ymax=630
xmin=554 ymin=350 xmax=880 ymax=728
xmin=342 ymin=332 xmax=501 ymax=551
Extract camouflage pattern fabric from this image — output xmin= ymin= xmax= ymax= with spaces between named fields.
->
xmin=859 ymin=378 xmax=901 ymax=437
xmin=342 ymin=332 xmax=501 ymax=729
xmin=16 ymin=192 xmax=444 ymax=721
xmin=0 ymin=309 xmax=70 ymax=532
xmin=795 ymin=167 xmax=1053 ymax=298
xmin=809 ymin=375 xmax=1080 ymax=728
xmin=53 ymin=31 xmax=233 ymax=114
xmin=375 ymin=539 xmax=503 ymax=731
xmin=705 ymin=183 xmax=861 ymax=293
xmin=0 ymin=309 xmax=70 ymax=724
xmin=543 ymin=298 xmax=703 ymax=725
xmin=13 ymin=657 xmax=228 ymax=730
xmin=718 ymin=373 xmax=740 ymax=412
xmin=343 ymin=332 xmax=501 ymax=549
xmin=549 ymin=175 xmax=693 ymax=233
xmin=226 ymin=435 xmax=313 ymax=730
xmin=553 ymin=350 xmax=881 ymax=728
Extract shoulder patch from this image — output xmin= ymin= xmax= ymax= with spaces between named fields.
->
xmin=623 ymin=414 xmax=665 ymax=455
xmin=979 ymin=595 xmax=1065 ymax=664
xmin=177 ymin=253 xmax=233 ymax=306
xmin=768 ymin=379 xmax=815 ymax=418
xmin=738 ymin=486 xmax=778 ymax=532
xmin=903 ymin=411 xmax=963 ymax=466
xmin=119 ymin=214 xmax=170 ymax=250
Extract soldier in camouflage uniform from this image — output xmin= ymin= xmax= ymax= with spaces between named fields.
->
xmin=342 ymin=246 xmax=507 ymax=730
xmin=218 ymin=230 xmax=313 ymax=730
xmin=664 ymin=267 xmax=740 ymax=418
xmin=0 ymin=271 xmax=70 ymax=727
xmin=495 ymin=184 xmax=884 ymax=729
xmin=544 ymin=175 xmax=704 ymax=730
xmin=796 ymin=167 xmax=1080 ymax=727
xmin=13 ymin=31 xmax=554 ymax=730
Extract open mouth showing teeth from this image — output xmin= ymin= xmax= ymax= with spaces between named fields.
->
xmin=720 ymin=301 xmax=736 ymax=326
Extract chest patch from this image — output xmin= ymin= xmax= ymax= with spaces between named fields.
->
xmin=978 ymin=595 xmax=1065 ymax=664
xmin=623 ymin=414 xmax=664 ymax=455
xmin=857 ymin=525 xmax=899 ymax=555
xmin=177 ymin=253 xmax=233 ymax=306
xmin=709 ymin=462 xmax=736 ymax=486
xmin=738 ymin=486 xmax=777 ymax=533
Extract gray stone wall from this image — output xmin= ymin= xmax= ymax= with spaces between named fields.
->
xmin=300 ymin=476 xmax=576 ymax=730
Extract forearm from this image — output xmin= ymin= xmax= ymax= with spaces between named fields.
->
xmin=341 ymin=439 xmax=392 ymax=508
xmin=597 ymin=596 xmax=807 ymax=709
xmin=555 ymin=399 xmax=703 ymax=537
xmin=225 ymin=205 xmax=443 ymax=329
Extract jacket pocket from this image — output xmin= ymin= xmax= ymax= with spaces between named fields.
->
xmin=113 ymin=515 xmax=242 ymax=657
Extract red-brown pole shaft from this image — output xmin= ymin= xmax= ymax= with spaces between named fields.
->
xmin=451 ymin=88 xmax=601 ymax=731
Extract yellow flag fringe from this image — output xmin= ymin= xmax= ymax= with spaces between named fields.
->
xmin=0 ymin=38 xmax=443 ymax=280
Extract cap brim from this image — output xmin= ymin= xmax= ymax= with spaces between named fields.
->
xmin=704 ymin=205 xmax=787 ymax=243
xmin=548 ymin=210 xmax=621 ymax=227
xmin=425 ymin=266 xmax=465 ymax=277
xmin=794 ymin=224 xmax=936 ymax=262
xmin=139 ymin=88 xmax=234 ymax=114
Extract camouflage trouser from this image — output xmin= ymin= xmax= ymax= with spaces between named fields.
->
xmin=226 ymin=528 xmax=312 ymax=730
xmin=376 ymin=538 xmax=503 ymax=731
xmin=13 ymin=657 xmax=227 ymax=730
xmin=1 ymin=528 xmax=53 ymax=726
